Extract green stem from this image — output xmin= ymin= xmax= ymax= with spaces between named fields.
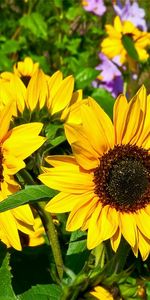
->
xmin=38 ymin=202 xmax=64 ymax=280
xmin=107 ymin=238 xmax=130 ymax=275
xmin=18 ymin=168 xmax=36 ymax=185
xmin=19 ymin=169 xmax=64 ymax=280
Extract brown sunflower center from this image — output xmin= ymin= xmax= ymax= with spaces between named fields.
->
xmin=93 ymin=144 xmax=150 ymax=212
xmin=20 ymin=76 xmax=31 ymax=87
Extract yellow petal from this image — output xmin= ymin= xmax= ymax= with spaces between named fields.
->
xmin=45 ymin=191 xmax=95 ymax=213
xmin=138 ymin=230 xmax=150 ymax=261
xmin=110 ymin=227 xmax=121 ymax=252
xmin=0 ymin=102 xmax=14 ymax=142
xmin=136 ymin=210 xmax=150 ymax=239
xmin=3 ymin=123 xmax=46 ymax=160
xmin=87 ymin=203 xmax=102 ymax=249
xmin=66 ymin=196 xmax=98 ymax=231
xmin=50 ymin=75 xmax=74 ymax=115
xmin=120 ymin=212 xmax=137 ymax=247
xmin=0 ymin=211 xmax=21 ymax=250
xmin=47 ymin=70 xmax=63 ymax=101
xmin=113 ymin=94 xmax=128 ymax=144
xmin=26 ymin=69 xmax=48 ymax=110
xmin=39 ymin=165 xmax=94 ymax=194
xmin=45 ymin=155 xmax=77 ymax=167
xmin=12 ymin=204 xmax=34 ymax=225
xmin=65 ymin=124 xmax=99 ymax=169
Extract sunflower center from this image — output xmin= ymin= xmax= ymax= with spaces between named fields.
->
xmin=94 ymin=144 xmax=150 ymax=212
xmin=20 ymin=76 xmax=31 ymax=87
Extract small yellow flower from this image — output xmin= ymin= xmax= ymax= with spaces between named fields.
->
xmin=0 ymin=58 xmax=82 ymax=123
xmin=39 ymin=85 xmax=150 ymax=260
xmin=13 ymin=57 xmax=39 ymax=80
xmin=0 ymin=102 xmax=46 ymax=250
xmin=101 ymin=16 xmax=150 ymax=65
xmin=90 ymin=286 xmax=114 ymax=300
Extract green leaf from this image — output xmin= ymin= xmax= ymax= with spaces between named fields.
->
xmin=19 ymin=284 xmax=62 ymax=300
xmin=66 ymin=7 xmax=83 ymax=20
xmin=0 ymin=243 xmax=17 ymax=300
xmin=65 ymin=230 xmax=89 ymax=274
xmin=19 ymin=13 xmax=47 ymax=39
xmin=0 ymin=185 xmax=57 ymax=212
xmin=122 ymin=35 xmax=139 ymax=61
xmin=1 ymin=40 xmax=20 ymax=54
xmin=91 ymin=88 xmax=115 ymax=119
xmin=75 ymin=68 xmax=99 ymax=89
xmin=53 ymin=0 xmax=62 ymax=8
xmin=0 ymin=52 xmax=13 ymax=71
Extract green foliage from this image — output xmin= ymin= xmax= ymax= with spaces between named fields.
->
xmin=19 ymin=284 xmax=62 ymax=300
xmin=0 ymin=185 xmax=57 ymax=212
xmin=122 ymin=35 xmax=139 ymax=61
xmin=0 ymin=244 xmax=17 ymax=300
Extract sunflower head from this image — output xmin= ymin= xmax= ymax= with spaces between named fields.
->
xmin=0 ymin=61 xmax=83 ymax=124
xmin=0 ymin=102 xmax=46 ymax=250
xmin=13 ymin=57 xmax=39 ymax=86
xmin=39 ymin=85 xmax=150 ymax=260
xmin=101 ymin=16 xmax=150 ymax=65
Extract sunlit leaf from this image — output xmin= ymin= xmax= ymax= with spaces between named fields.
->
xmin=0 ymin=185 xmax=57 ymax=212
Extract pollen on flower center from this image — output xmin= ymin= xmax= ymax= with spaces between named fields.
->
xmin=93 ymin=144 xmax=150 ymax=212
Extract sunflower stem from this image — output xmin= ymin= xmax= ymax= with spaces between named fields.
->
xmin=38 ymin=201 xmax=64 ymax=280
xmin=107 ymin=238 xmax=130 ymax=274
xmin=17 ymin=169 xmax=63 ymax=280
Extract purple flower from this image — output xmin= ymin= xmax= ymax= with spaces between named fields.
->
xmin=92 ymin=53 xmax=123 ymax=97
xmin=82 ymin=0 xmax=106 ymax=16
xmin=114 ymin=0 xmax=147 ymax=31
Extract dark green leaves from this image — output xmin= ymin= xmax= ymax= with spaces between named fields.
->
xmin=19 ymin=284 xmax=62 ymax=300
xmin=0 ymin=185 xmax=57 ymax=212
xmin=91 ymin=88 xmax=115 ymax=119
xmin=122 ymin=35 xmax=139 ymax=61
xmin=0 ymin=244 xmax=17 ymax=300
xmin=19 ymin=13 xmax=48 ymax=39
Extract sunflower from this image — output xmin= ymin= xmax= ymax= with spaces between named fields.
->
xmin=13 ymin=57 xmax=39 ymax=82
xmin=89 ymin=286 xmax=114 ymax=300
xmin=39 ymin=85 xmax=150 ymax=260
xmin=101 ymin=16 xmax=150 ymax=65
xmin=0 ymin=58 xmax=82 ymax=123
xmin=0 ymin=102 xmax=46 ymax=250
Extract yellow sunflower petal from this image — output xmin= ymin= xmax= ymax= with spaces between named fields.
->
xmin=0 ymin=102 xmax=14 ymax=142
xmin=66 ymin=196 xmax=98 ymax=231
xmin=136 ymin=210 xmax=150 ymax=239
xmin=39 ymin=165 xmax=94 ymax=194
xmin=113 ymin=94 xmax=128 ymax=144
xmin=138 ymin=230 xmax=150 ymax=261
xmin=120 ymin=212 xmax=137 ymax=247
xmin=47 ymin=70 xmax=63 ymax=100
xmin=45 ymin=155 xmax=77 ymax=167
xmin=16 ymin=220 xmax=34 ymax=235
xmin=121 ymin=91 xmax=143 ymax=145
xmin=110 ymin=227 xmax=121 ymax=252
xmin=65 ymin=124 xmax=99 ymax=169
xmin=80 ymin=97 xmax=114 ymax=153
xmin=3 ymin=123 xmax=46 ymax=160
xmin=12 ymin=204 xmax=34 ymax=225
xmin=87 ymin=203 xmax=102 ymax=249
xmin=50 ymin=75 xmax=74 ymax=115
xmin=0 ymin=211 xmax=21 ymax=250
xmin=26 ymin=69 xmax=48 ymax=110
